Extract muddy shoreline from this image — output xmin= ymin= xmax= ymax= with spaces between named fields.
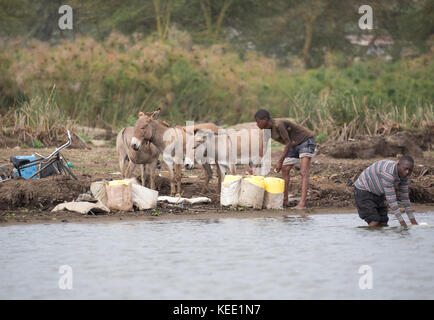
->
xmin=1 ymin=204 xmax=434 ymax=227
xmin=1 ymin=143 xmax=433 ymax=226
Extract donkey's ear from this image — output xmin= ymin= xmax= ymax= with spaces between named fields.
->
xmin=151 ymin=108 xmax=160 ymax=119
xmin=138 ymin=111 xmax=145 ymax=117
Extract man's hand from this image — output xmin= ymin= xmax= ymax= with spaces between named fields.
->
xmin=410 ymin=218 xmax=418 ymax=225
xmin=248 ymin=166 xmax=256 ymax=175
xmin=274 ymin=161 xmax=282 ymax=173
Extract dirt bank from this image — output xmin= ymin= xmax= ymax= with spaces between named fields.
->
xmin=0 ymin=128 xmax=90 ymax=149
xmin=318 ymin=127 xmax=434 ymax=159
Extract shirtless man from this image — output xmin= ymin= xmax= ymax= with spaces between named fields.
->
xmin=253 ymin=109 xmax=316 ymax=209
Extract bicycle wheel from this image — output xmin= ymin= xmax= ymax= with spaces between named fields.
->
xmin=59 ymin=158 xmax=78 ymax=180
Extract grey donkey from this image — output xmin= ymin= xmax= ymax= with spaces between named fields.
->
xmin=116 ymin=126 xmax=160 ymax=189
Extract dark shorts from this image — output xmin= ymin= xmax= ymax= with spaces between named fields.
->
xmin=354 ymin=187 xmax=389 ymax=224
xmin=283 ymin=137 xmax=316 ymax=166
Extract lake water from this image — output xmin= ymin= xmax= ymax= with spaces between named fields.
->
xmin=1 ymin=212 xmax=433 ymax=300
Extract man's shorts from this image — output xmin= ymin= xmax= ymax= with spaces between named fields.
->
xmin=354 ymin=187 xmax=389 ymax=224
xmin=282 ymin=136 xmax=316 ymax=166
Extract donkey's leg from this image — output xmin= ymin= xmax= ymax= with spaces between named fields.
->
xmin=126 ymin=161 xmax=136 ymax=179
xmin=216 ymin=164 xmax=226 ymax=194
xmin=140 ymin=164 xmax=146 ymax=186
xmin=165 ymin=162 xmax=176 ymax=196
xmin=119 ymin=156 xmax=127 ymax=178
xmin=149 ymin=160 xmax=157 ymax=190
xmin=120 ymin=159 xmax=125 ymax=178
xmin=230 ymin=163 xmax=237 ymax=175
xmin=200 ymin=163 xmax=212 ymax=193
xmin=175 ymin=163 xmax=182 ymax=196
xmin=162 ymin=157 xmax=176 ymax=196
xmin=125 ymin=160 xmax=132 ymax=178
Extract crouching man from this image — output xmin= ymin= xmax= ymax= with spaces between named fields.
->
xmin=354 ymin=155 xmax=418 ymax=227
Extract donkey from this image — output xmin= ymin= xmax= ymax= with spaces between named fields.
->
xmin=186 ymin=127 xmax=271 ymax=176
xmin=116 ymin=126 xmax=160 ymax=189
xmin=187 ymin=128 xmax=237 ymax=193
xmin=226 ymin=127 xmax=271 ymax=174
xmin=130 ymin=109 xmax=215 ymax=196
xmin=191 ymin=122 xmax=220 ymax=134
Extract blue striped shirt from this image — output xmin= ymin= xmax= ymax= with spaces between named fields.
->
xmin=355 ymin=160 xmax=414 ymax=222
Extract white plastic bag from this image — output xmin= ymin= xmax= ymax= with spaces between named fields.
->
xmin=131 ymin=183 xmax=158 ymax=210
xmin=157 ymin=196 xmax=211 ymax=205
xmin=52 ymin=201 xmax=110 ymax=214
xmin=90 ymin=181 xmax=108 ymax=205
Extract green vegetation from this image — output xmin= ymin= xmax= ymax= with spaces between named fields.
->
xmin=1 ymin=33 xmax=432 ymax=141
xmin=0 ymin=0 xmax=433 ymax=144
xmin=315 ymin=133 xmax=328 ymax=144
xmin=151 ymin=209 xmax=161 ymax=216
xmin=78 ymin=132 xmax=92 ymax=143
xmin=32 ymin=138 xmax=45 ymax=148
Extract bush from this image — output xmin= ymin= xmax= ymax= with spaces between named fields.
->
xmin=0 ymin=31 xmax=432 ymax=140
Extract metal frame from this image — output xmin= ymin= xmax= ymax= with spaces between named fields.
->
xmin=0 ymin=130 xmax=77 ymax=182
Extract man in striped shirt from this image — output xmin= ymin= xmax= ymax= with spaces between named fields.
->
xmin=354 ymin=155 xmax=418 ymax=227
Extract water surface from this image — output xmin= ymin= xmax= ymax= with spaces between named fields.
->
xmin=1 ymin=212 xmax=433 ymax=299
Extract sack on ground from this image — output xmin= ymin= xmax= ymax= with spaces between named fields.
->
xmin=220 ymin=175 xmax=242 ymax=206
xmin=51 ymin=201 xmax=110 ymax=214
xmin=105 ymin=180 xmax=133 ymax=211
xmin=238 ymin=176 xmax=265 ymax=209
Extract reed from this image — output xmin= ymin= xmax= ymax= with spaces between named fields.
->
xmin=3 ymin=86 xmax=77 ymax=146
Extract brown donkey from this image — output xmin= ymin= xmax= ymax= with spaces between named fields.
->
xmin=130 ymin=109 xmax=213 ymax=196
xmin=116 ymin=126 xmax=160 ymax=189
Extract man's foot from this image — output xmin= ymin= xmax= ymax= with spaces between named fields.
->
xmin=292 ymin=203 xmax=306 ymax=210
xmin=284 ymin=200 xmax=298 ymax=208
xmin=368 ymin=221 xmax=383 ymax=227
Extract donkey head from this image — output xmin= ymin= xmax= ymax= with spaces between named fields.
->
xmin=184 ymin=129 xmax=214 ymax=170
xmin=131 ymin=108 xmax=160 ymax=151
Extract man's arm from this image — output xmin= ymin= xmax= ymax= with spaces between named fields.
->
xmin=399 ymin=180 xmax=417 ymax=225
xmin=381 ymin=175 xmax=408 ymax=227
xmin=275 ymin=124 xmax=292 ymax=173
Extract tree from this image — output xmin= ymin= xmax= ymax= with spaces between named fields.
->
xmin=363 ymin=0 xmax=433 ymax=59
xmin=153 ymin=0 xmax=173 ymax=40
xmin=299 ymin=1 xmax=326 ymax=68
xmin=0 ymin=0 xmax=32 ymax=36
xmin=199 ymin=0 xmax=234 ymax=37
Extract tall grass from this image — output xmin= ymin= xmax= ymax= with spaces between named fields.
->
xmin=2 ymin=86 xmax=77 ymax=146
xmin=1 ymin=29 xmax=433 ymax=141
